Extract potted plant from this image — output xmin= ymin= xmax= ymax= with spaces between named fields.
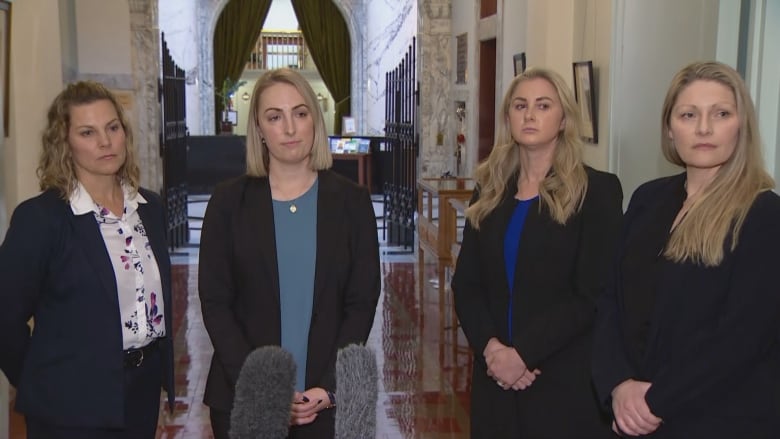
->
xmin=216 ymin=77 xmax=247 ymax=134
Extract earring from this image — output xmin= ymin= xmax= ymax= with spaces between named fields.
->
xmin=261 ymin=137 xmax=267 ymax=146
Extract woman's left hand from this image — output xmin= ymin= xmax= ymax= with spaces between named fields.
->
xmin=290 ymin=387 xmax=330 ymax=426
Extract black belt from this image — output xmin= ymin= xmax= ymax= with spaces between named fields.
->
xmin=123 ymin=339 xmax=160 ymax=368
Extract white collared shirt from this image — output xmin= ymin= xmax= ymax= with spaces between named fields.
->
xmin=70 ymin=182 xmax=166 ymax=350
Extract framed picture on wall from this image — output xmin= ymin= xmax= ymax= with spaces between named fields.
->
xmin=0 ymin=1 xmax=10 ymax=136
xmin=513 ymin=52 xmax=526 ymax=76
xmin=342 ymin=116 xmax=356 ymax=135
xmin=573 ymin=61 xmax=598 ymax=143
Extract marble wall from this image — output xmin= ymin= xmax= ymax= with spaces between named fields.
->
xmin=363 ymin=0 xmax=417 ymax=135
xmin=129 ymin=0 xmax=164 ymax=192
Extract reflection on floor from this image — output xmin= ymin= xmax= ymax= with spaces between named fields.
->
xmin=8 ymin=197 xmax=473 ymax=438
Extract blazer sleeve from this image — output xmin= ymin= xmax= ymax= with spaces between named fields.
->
xmin=0 ymin=199 xmax=52 ymax=386
xmin=452 ymin=189 xmax=501 ymax=356
xmin=591 ymin=180 xmax=653 ymax=407
xmin=644 ymin=194 xmax=780 ymax=419
xmin=198 ymin=184 xmax=253 ymax=387
xmin=512 ymin=172 xmax=624 ymax=369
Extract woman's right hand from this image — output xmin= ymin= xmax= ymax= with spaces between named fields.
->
xmin=610 ymin=379 xmax=662 ymax=436
xmin=483 ymin=337 xmax=539 ymax=390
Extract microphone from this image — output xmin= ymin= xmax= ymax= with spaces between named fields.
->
xmin=335 ymin=344 xmax=378 ymax=439
xmin=230 ymin=346 xmax=295 ymax=439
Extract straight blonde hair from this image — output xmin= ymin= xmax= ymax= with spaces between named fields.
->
xmin=245 ymin=68 xmax=332 ymax=176
xmin=466 ymin=67 xmax=587 ymax=228
xmin=38 ymin=81 xmax=140 ymax=198
xmin=661 ymin=61 xmax=774 ymax=266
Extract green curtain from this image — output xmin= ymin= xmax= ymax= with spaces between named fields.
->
xmin=290 ymin=0 xmax=351 ymax=134
xmin=213 ymin=0 xmax=273 ymax=131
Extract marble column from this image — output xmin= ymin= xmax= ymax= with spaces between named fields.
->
xmin=417 ymin=0 xmax=453 ymax=177
xmin=129 ymin=0 xmax=163 ymax=191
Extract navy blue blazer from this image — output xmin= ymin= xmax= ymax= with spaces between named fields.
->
xmin=199 ymin=170 xmax=381 ymax=438
xmin=593 ymin=174 xmax=780 ymax=438
xmin=0 ymin=188 xmax=175 ymax=429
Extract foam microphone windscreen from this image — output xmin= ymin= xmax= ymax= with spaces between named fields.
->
xmin=230 ymin=346 xmax=295 ymax=439
xmin=335 ymin=344 xmax=378 ymax=439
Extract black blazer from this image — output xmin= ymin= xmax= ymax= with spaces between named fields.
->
xmin=0 ymin=188 xmax=175 ymax=429
xmin=198 ymin=170 xmax=380 ymax=437
xmin=452 ymin=167 xmax=623 ymax=438
xmin=592 ymin=174 xmax=780 ymax=438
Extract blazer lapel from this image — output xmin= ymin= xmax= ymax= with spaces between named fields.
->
xmin=245 ymin=178 xmax=282 ymax=310
xmin=69 ymin=211 xmax=118 ymax=303
xmin=312 ymin=171 xmax=341 ymax=311
xmin=487 ymin=189 xmax=520 ymax=295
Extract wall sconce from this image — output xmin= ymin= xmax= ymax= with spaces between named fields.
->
xmin=316 ymin=92 xmax=328 ymax=112
xmin=241 ymin=92 xmax=250 ymax=102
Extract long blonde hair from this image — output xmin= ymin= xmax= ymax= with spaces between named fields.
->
xmin=661 ymin=61 xmax=774 ymax=266
xmin=466 ymin=67 xmax=587 ymax=228
xmin=245 ymin=68 xmax=332 ymax=176
xmin=38 ymin=81 xmax=140 ymax=198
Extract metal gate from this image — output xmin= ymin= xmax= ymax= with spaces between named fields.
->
xmin=160 ymin=33 xmax=189 ymax=249
xmin=383 ymin=37 xmax=418 ymax=249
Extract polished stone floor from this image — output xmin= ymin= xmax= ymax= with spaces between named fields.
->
xmin=8 ymin=197 xmax=473 ymax=438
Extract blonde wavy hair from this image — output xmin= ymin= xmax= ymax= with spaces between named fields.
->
xmin=661 ymin=61 xmax=774 ymax=266
xmin=245 ymin=68 xmax=332 ymax=176
xmin=38 ymin=81 xmax=140 ymax=199
xmin=466 ymin=67 xmax=588 ymax=228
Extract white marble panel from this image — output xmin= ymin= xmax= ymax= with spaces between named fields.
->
xmin=418 ymin=0 xmax=453 ymax=177
xmin=364 ymin=0 xmax=416 ymax=135
xmin=159 ymin=0 xmax=198 ymax=71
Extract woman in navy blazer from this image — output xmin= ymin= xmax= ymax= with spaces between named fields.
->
xmin=199 ymin=68 xmax=380 ymax=438
xmin=0 ymin=81 xmax=174 ymax=438
xmin=592 ymin=61 xmax=780 ymax=438
xmin=452 ymin=67 xmax=622 ymax=438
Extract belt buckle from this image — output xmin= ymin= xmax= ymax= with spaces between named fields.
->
xmin=126 ymin=348 xmax=144 ymax=368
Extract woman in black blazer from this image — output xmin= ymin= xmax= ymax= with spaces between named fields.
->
xmin=0 ymin=81 xmax=174 ymax=439
xmin=199 ymin=68 xmax=380 ymax=439
xmin=451 ymin=67 xmax=622 ymax=438
xmin=592 ymin=61 xmax=780 ymax=438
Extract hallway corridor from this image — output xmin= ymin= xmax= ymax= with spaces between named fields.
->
xmin=8 ymin=198 xmax=473 ymax=438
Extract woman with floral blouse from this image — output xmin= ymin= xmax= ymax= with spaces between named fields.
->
xmin=0 ymin=81 xmax=174 ymax=439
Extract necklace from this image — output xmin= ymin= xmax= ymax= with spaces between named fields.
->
xmin=289 ymin=203 xmax=297 ymax=214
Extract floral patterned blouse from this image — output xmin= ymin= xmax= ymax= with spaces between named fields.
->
xmin=70 ymin=182 xmax=166 ymax=350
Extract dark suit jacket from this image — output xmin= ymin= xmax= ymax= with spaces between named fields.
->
xmin=198 ymin=170 xmax=380 ymax=438
xmin=452 ymin=167 xmax=623 ymax=439
xmin=0 ymin=188 xmax=175 ymax=429
xmin=592 ymin=174 xmax=780 ymax=438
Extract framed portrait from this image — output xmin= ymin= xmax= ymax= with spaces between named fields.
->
xmin=0 ymin=1 xmax=10 ymax=137
xmin=513 ymin=52 xmax=526 ymax=76
xmin=573 ymin=61 xmax=597 ymax=143
xmin=226 ymin=110 xmax=238 ymax=126
xmin=342 ymin=116 xmax=356 ymax=135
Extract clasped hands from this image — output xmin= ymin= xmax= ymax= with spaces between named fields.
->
xmin=610 ymin=379 xmax=662 ymax=436
xmin=290 ymin=387 xmax=330 ymax=426
xmin=484 ymin=337 xmax=541 ymax=391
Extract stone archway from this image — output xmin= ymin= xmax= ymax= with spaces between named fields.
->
xmin=197 ymin=0 xmax=361 ymax=134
